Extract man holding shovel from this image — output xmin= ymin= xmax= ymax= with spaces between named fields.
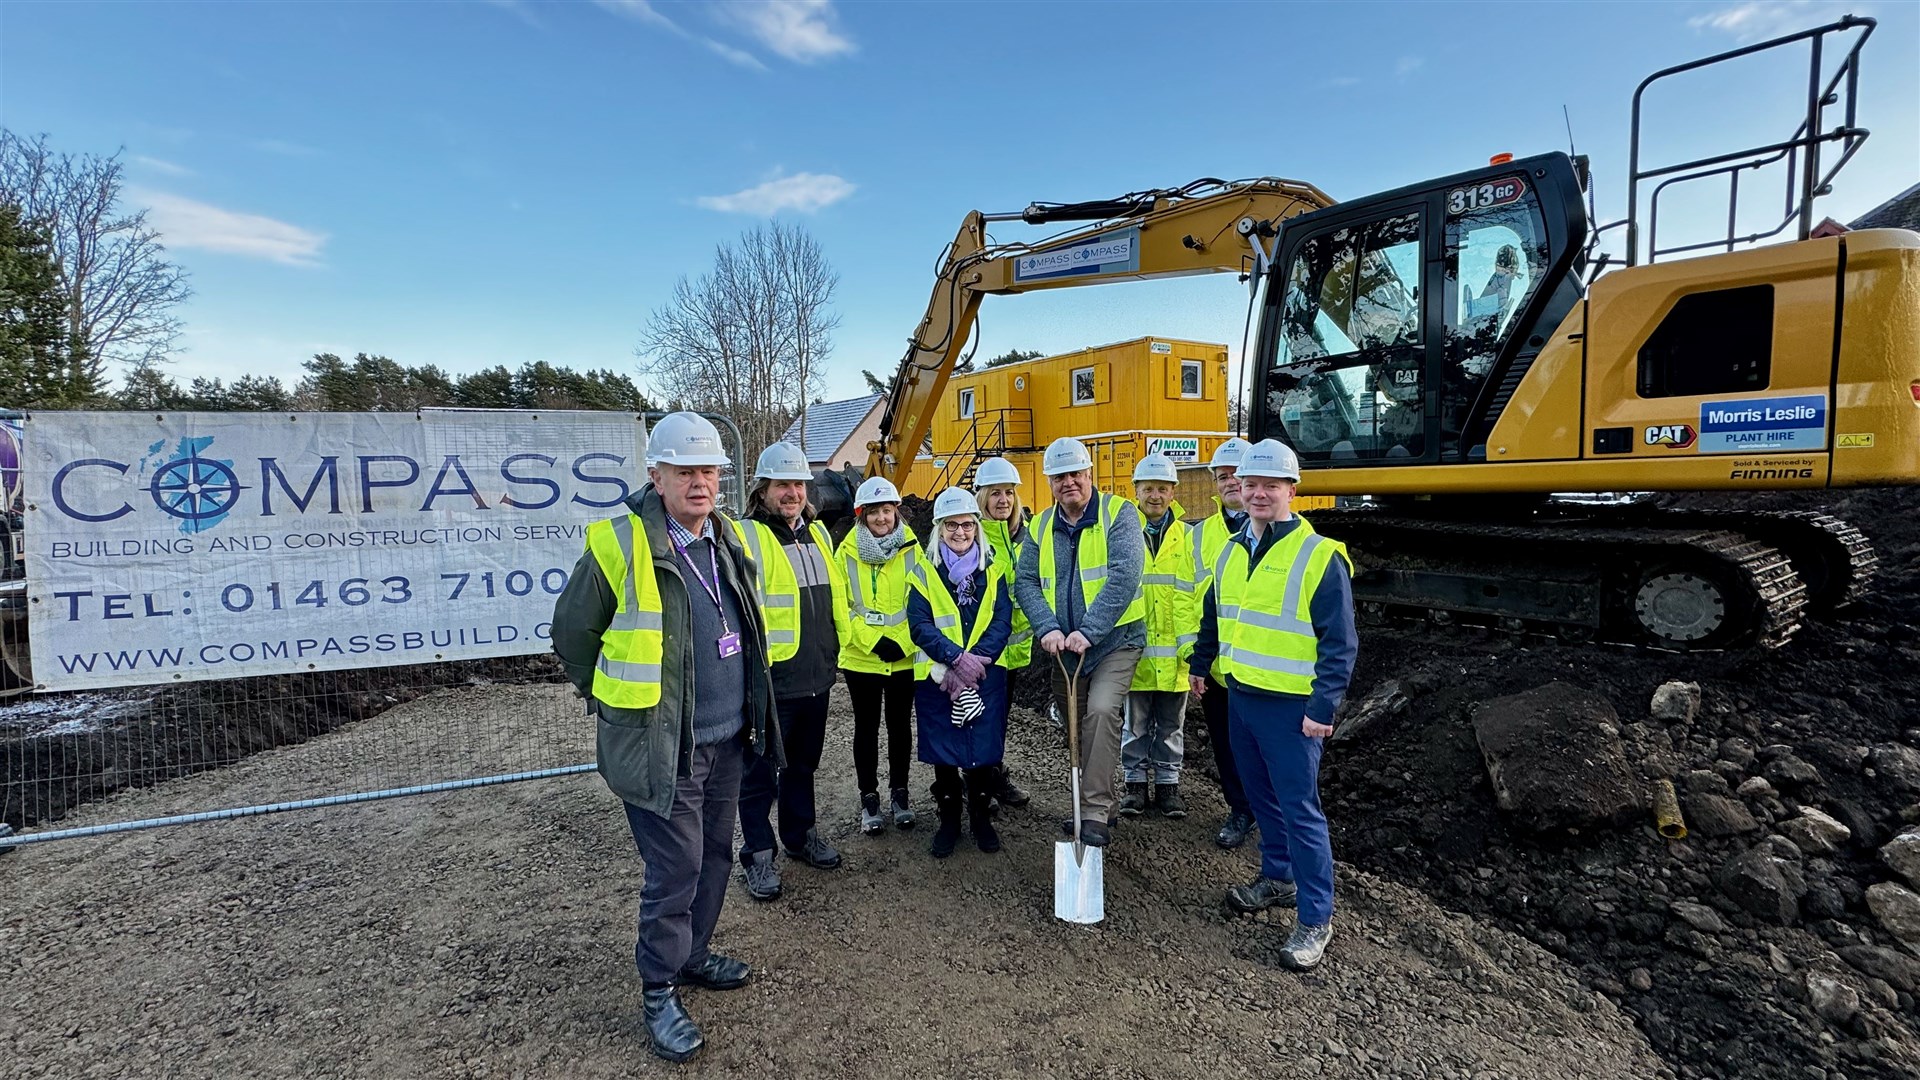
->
xmin=1189 ymin=439 xmax=1356 ymax=971
xmin=1015 ymin=436 xmax=1145 ymax=848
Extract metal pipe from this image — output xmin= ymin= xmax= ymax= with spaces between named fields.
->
xmin=0 ymin=764 xmax=598 ymax=849
xmin=1652 ymin=779 xmax=1688 ymax=840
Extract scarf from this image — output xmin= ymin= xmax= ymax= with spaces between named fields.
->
xmin=855 ymin=520 xmax=910 ymax=565
xmin=936 ymin=539 xmax=983 ymax=606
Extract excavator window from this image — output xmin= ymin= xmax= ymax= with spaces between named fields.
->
xmin=1269 ymin=210 xmax=1427 ymax=461
xmin=1442 ymin=194 xmax=1551 ymax=453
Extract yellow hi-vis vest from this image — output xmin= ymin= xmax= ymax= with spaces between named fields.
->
xmin=980 ymin=516 xmax=1031 ymax=670
xmin=732 ymin=518 xmax=799 ymax=663
xmin=1191 ymin=499 xmax=1244 ymax=681
xmin=907 ymin=547 xmax=1007 ymax=679
xmin=836 ymin=524 xmax=920 ymax=675
xmin=585 ymin=512 xmax=668 ymax=709
xmin=1034 ymin=492 xmax=1146 ymax=631
xmin=1131 ymin=503 xmax=1200 ymax=692
xmin=1210 ymin=516 xmax=1351 ymax=697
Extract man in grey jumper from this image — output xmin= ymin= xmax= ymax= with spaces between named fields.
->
xmin=1015 ymin=437 xmax=1146 ymax=847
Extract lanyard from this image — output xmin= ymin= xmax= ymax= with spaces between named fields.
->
xmin=671 ymin=533 xmax=732 ymax=634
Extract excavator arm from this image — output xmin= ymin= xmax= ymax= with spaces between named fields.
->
xmin=865 ymin=177 xmax=1336 ymax=485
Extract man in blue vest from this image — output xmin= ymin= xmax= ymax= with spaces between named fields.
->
xmin=551 ymin=411 xmax=780 ymax=1062
xmin=1189 ymin=439 xmax=1357 ymax=971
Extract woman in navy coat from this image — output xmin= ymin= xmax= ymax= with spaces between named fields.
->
xmin=907 ymin=488 xmax=1014 ymax=858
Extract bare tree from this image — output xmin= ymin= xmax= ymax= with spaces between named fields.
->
xmin=0 ymin=131 xmax=191 ymax=400
xmin=637 ymin=221 xmax=838 ymax=459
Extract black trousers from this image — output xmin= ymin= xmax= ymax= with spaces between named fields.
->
xmin=1201 ymin=674 xmax=1250 ymax=815
xmin=622 ymin=735 xmax=744 ymax=987
xmin=844 ymin=668 xmax=914 ymax=795
xmin=737 ymin=691 xmax=830 ymax=854
xmin=934 ymin=763 xmax=998 ymax=803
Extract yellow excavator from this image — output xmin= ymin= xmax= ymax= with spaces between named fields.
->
xmin=864 ymin=15 xmax=1919 ymax=650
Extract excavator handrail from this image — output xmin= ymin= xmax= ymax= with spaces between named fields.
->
xmin=866 ymin=177 xmax=1336 ymax=487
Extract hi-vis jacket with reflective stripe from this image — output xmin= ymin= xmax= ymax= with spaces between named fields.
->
xmin=1032 ymin=492 xmax=1146 ymax=630
xmin=981 ymin=516 xmax=1032 ymax=670
xmin=835 ymin=524 xmax=921 ymax=675
xmin=1131 ymin=502 xmax=1200 ymax=692
xmin=907 ymin=548 xmax=1009 ymax=678
xmin=552 ymin=488 xmax=779 ymax=819
xmin=1191 ymin=497 xmax=1243 ymax=680
xmin=732 ymin=518 xmax=848 ymax=665
xmin=1208 ymin=516 xmax=1352 ymax=697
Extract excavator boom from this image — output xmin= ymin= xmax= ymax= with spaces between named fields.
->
xmin=867 ymin=178 xmax=1334 ymax=484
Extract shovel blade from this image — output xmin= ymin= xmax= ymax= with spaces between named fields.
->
xmin=1053 ymin=839 xmax=1104 ymax=924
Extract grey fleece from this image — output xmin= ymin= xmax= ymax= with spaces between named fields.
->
xmin=1014 ymin=492 xmax=1147 ymax=676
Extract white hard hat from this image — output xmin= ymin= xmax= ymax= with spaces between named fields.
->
xmin=754 ymin=441 xmax=811 ymax=481
xmin=932 ymin=487 xmax=981 ymax=522
xmin=646 ymin=411 xmax=731 ymax=467
xmin=1209 ymin=437 xmax=1253 ymax=471
xmin=1238 ymin=439 xmax=1302 ymax=481
xmin=1042 ymin=436 xmax=1093 ymax=477
xmin=972 ymin=457 xmax=1021 ymax=489
xmin=854 ymin=476 xmax=902 ymax=509
xmin=1132 ymin=453 xmax=1179 ymax=484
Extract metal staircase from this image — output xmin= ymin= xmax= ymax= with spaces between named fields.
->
xmin=931 ymin=409 xmax=1035 ymax=492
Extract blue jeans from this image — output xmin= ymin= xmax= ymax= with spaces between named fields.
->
xmin=1227 ymin=687 xmax=1334 ymax=925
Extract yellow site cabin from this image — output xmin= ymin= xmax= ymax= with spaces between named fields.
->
xmin=903 ymin=335 xmax=1332 ymax=517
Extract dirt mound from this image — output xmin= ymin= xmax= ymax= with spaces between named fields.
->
xmin=1321 ymin=486 xmax=1920 ymax=1080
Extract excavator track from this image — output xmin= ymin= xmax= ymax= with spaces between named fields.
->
xmin=1311 ymin=508 xmax=1810 ymax=652
xmin=1616 ymin=508 xmax=1876 ymax=614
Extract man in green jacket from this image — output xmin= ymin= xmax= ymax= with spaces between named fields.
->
xmin=551 ymin=412 xmax=781 ymax=1064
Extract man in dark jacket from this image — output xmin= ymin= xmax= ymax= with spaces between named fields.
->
xmin=551 ymin=412 xmax=780 ymax=1064
xmin=733 ymin=442 xmax=849 ymax=901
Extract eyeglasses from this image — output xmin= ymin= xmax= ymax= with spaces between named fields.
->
xmin=939 ymin=520 xmax=977 ymax=532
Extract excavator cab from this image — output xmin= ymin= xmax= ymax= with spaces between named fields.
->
xmin=1254 ymin=152 xmax=1591 ymax=467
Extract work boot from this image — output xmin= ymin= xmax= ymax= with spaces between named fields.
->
xmin=1215 ymin=809 xmax=1255 ymax=849
xmin=1080 ymin=820 xmax=1111 ymax=847
xmin=860 ymin=792 xmax=886 ymax=835
xmin=739 ymin=848 xmax=781 ymax=901
xmin=1224 ymin=873 xmax=1298 ymax=914
xmin=891 ymin=787 xmax=916 ymax=829
xmin=930 ymin=796 xmax=964 ymax=859
xmin=642 ymin=985 xmax=703 ymax=1062
xmin=1117 ymin=782 xmax=1150 ymax=817
xmin=1154 ymin=783 xmax=1188 ymax=818
xmin=968 ymin=789 xmax=1001 ymax=853
xmin=677 ymin=952 xmax=752 ymax=991
xmin=784 ymin=828 xmax=841 ymax=870
xmin=992 ymin=764 xmax=1031 ymax=808
xmin=1279 ymin=922 xmax=1334 ymax=971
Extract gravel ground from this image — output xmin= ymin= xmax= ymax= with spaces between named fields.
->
xmin=0 ymin=682 xmax=1667 ymax=1080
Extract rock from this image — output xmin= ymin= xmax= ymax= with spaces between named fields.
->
xmin=1865 ymin=883 xmax=1920 ymax=952
xmin=1805 ymin=974 xmax=1860 ymax=1025
xmin=1768 ymin=944 xmax=1794 ymax=974
xmin=1824 ymin=798 xmax=1885 ymax=849
xmin=1871 ymin=743 xmax=1920 ymax=794
xmin=1737 ymin=777 xmax=1777 ymax=799
xmin=1681 ymin=769 xmax=1729 ymax=797
xmin=1882 ymin=828 xmax=1920 ymax=889
xmin=1331 ymin=679 xmax=1412 ymax=745
xmin=1714 ymin=843 xmax=1808 ymax=924
xmin=1837 ymin=945 xmax=1920 ymax=993
xmin=1668 ymin=900 xmax=1727 ymax=933
xmin=1802 ymin=881 xmax=1847 ymax=921
xmin=1689 ymin=793 xmax=1761 ymax=837
xmin=1718 ymin=737 xmax=1757 ymax=768
xmin=1472 ymin=682 xmax=1639 ymax=833
xmin=1804 ymin=738 xmax=1869 ymax=775
xmin=1650 ymin=681 xmax=1700 ymax=724
xmin=1764 ymin=754 xmax=1825 ymax=791
xmin=1779 ymin=809 xmax=1853 ymax=857
xmin=1627 ymin=967 xmax=1654 ymax=992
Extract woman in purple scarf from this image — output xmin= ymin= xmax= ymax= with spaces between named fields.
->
xmin=905 ymin=488 xmax=1014 ymax=858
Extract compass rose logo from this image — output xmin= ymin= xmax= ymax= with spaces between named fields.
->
xmin=140 ymin=436 xmax=246 ymax=535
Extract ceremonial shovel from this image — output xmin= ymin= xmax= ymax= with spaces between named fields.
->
xmin=1053 ymin=651 xmax=1104 ymax=924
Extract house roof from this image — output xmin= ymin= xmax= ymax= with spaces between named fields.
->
xmin=1850 ymin=181 xmax=1920 ymax=232
xmin=781 ymin=394 xmax=882 ymax=461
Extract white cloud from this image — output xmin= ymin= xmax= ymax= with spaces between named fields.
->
xmin=695 ymin=171 xmax=854 ymax=214
xmin=1322 ymin=75 xmax=1362 ymax=88
xmin=480 ymin=0 xmax=544 ymax=28
xmin=1395 ymin=56 xmax=1424 ymax=78
xmin=133 ymin=155 xmax=193 ymax=177
xmin=594 ymin=0 xmax=675 ymax=29
xmin=596 ymin=0 xmax=770 ymax=70
xmin=717 ymin=1 xmax=855 ymax=64
xmin=253 ymin=138 xmax=322 ymax=158
xmin=704 ymin=38 xmax=770 ymax=71
xmin=133 ymin=190 xmax=328 ymax=267
xmin=1688 ymin=1 xmax=1846 ymax=43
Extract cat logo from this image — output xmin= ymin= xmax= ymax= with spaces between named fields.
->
xmin=1644 ymin=423 xmax=1696 ymax=449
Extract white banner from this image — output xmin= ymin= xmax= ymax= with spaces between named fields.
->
xmin=23 ymin=410 xmax=647 ymax=690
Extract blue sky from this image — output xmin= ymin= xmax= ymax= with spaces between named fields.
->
xmin=2 ymin=0 xmax=1914 ymax=403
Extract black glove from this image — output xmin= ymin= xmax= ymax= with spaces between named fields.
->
xmin=872 ymin=636 xmax=905 ymax=663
